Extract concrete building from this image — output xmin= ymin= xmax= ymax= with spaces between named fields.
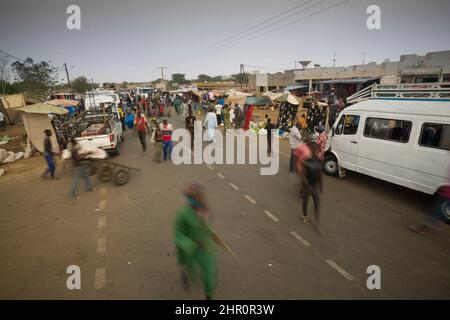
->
xmin=248 ymin=50 xmax=450 ymax=97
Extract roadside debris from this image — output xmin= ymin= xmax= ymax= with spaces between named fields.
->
xmin=0 ymin=148 xmax=25 ymax=164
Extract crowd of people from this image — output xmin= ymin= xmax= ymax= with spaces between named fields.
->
xmin=36 ymin=87 xmax=340 ymax=300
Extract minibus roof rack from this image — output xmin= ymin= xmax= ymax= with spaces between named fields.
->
xmin=346 ymin=82 xmax=450 ymax=105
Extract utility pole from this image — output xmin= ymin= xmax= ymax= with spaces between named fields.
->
xmin=240 ymin=64 xmax=246 ymax=90
xmin=331 ymin=53 xmax=336 ymax=90
xmin=63 ymin=63 xmax=71 ymax=89
xmin=157 ymin=66 xmax=167 ymax=82
xmin=362 ymin=53 xmax=366 ymax=65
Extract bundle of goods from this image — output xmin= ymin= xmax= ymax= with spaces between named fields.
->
xmin=62 ymin=142 xmax=108 ymax=160
xmin=81 ymin=123 xmax=107 ymax=137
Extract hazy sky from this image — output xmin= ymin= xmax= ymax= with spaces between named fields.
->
xmin=1 ymin=0 xmax=449 ymax=83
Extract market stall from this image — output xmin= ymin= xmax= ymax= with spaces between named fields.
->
xmin=16 ymin=103 xmax=68 ymax=154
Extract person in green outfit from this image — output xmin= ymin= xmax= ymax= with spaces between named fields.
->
xmin=223 ymin=104 xmax=231 ymax=130
xmin=174 ymin=183 xmax=217 ymax=300
xmin=174 ymin=96 xmax=181 ymax=115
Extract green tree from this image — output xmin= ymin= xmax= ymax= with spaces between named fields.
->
xmin=120 ymin=81 xmax=128 ymax=89
xmin=11 ymin=57 xmax=58 ymax=100
xmin=197 ymin=74 xmax=212 ymax=82
xmin=196 ymin=74 xmax=223 ymax=82
xmin=171 ymin=73 xmax=188 ymax=84
xmin=72 ymin=76 xmax=92 ymax=93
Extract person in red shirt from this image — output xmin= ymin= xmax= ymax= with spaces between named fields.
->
xmin=134 ymin=110 xmax=150 ymax=152
xmin=244 ymin=104 xmax=254 ymax=131
xmin=160 ymin=119 xmax=173 ymax=161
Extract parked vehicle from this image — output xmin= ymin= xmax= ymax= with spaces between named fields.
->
xmin=136 ymin=87 xmax=153 ymax=99
xmin=324 ymin=83 xmax=450 ymax=221
xmin=76 ymin=90 xmax=123 ymax=155
xmin=74 ymin=110 xmax=123 ymax=155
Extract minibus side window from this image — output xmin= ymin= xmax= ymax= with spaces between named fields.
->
xmin=343 ymin=115 xmax=360 ymax=135
xmin=419 ymin=123 xmax=450 ymax=151
xmin=363 ymin=117 xmax=412 ymax=143
xmin=335 ymin=115 xmax=345 ymax=135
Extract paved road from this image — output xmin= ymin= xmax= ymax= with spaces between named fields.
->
xmin=1 ymin=108 xmax=449 ymax=299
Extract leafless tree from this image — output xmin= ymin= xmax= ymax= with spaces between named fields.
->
xmin=0 ymin=53 xmax=10 ymax=95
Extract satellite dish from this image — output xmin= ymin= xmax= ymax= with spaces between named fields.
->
xmin=299 ymin=61 xmax=311 ymax=69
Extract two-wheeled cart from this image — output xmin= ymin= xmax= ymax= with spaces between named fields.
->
xmin=86 ymin=159 xmax=140 ymax=186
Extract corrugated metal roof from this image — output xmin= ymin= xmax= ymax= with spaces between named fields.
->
xmin=285 ymin=84 xmax=308 ymax=91
xmin=317 ymin=77 xmax=379 ymax=84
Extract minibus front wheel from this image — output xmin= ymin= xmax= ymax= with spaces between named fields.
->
xmin=323 ymin=154 xmax=339 ymax=177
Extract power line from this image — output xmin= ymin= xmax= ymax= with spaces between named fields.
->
xmin=0 ymin=49 xmax=26 ymax=62
xmin=187 ymin=0 xmax=316 ymax=57
xmin=172 ymin=0 xmax=351 ymax=69
xmin=198 ymin=0 xmax=328 ymax=57
xmin=199 ymin=0 xmax=352 ymax=59
xmin=169 ymin=0 xmax=323 ymax=67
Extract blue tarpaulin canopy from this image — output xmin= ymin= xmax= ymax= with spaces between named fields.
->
xmin=244 ymin=96 xmax=272 ymax=105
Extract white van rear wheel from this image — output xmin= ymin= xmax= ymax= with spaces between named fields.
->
xmin=323 ymin=155 xmax=339 ymax=177
xmin=440 ymin=199 xmax=450 ymax=224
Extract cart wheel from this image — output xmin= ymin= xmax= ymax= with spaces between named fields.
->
xmin=87 ymin=162 xmax=97 ymax=176
xmin=98 ymin=165 xmax=114 ymax=182
xmin=113 ymin=169 xmax=129 ymax=186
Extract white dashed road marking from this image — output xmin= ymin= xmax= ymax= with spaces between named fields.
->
xmin=217 ymin=173 xmax=225 ymax=179
xmin=326 ymin=259 xmax=354 ymax=281
xmin=97 ymin=238 xmax=106 ymax=254
xmin=229 ymin=183 xmax=239 ymax=190
xmin=264 ymin=210 xmax=279 ymax=222
xmin=244 ymin=195 xmax=257 ymax=204
xmin=98 ymin=216 xmax=107 ymax=229
xmin=278 ymin=151 xmax=290 ymax=158
xmin=100 ymin=188 xmax=107 ymax=196
xmin=94 ymin=267 xmax=106 ymax=289
xmin=207 ymin=165 xmax=214 ymax=170
xmin=290 ymin=231 xmax=311 ymax=247
xmin=98 ymin=200 xmax=107 ymax=211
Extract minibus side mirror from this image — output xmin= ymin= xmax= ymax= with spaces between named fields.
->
xmin=331 ymin=127 xmax=335 ymax=137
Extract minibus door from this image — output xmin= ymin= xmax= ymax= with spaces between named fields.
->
xmin=331 ymin=114 xmax=361 ymax=171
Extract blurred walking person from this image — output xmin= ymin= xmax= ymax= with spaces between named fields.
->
xmin=203 ymin=105 xmax=218 ymax=142
xmin=314 ymin=125 xmax=327 ymax=160
xmin=295 ymin=136 xmax=323 ymax=226
xmin=289 ymin=118 xmax=303 ymax=172
xmin=215 ymin=102 xmax=223 ymax=126
xmin=160 ymin=119 xmax=173 ymax=161
xmin=265 ymin=118 xmax=276 ymax=154
xmin=185 ymin=110 xmax=196 ymax=148
xmin=42 ymin=129 xmax=57 ymax=179
xmin=69 ymin=138 xmax=95 ymax=199
xmin=134 ymin=110 xmax=150 ymax=152
xmin=174 ymin=183 xmax=217 ymax=300
xmin=151 ymin=120 xmax=163 ymax=162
